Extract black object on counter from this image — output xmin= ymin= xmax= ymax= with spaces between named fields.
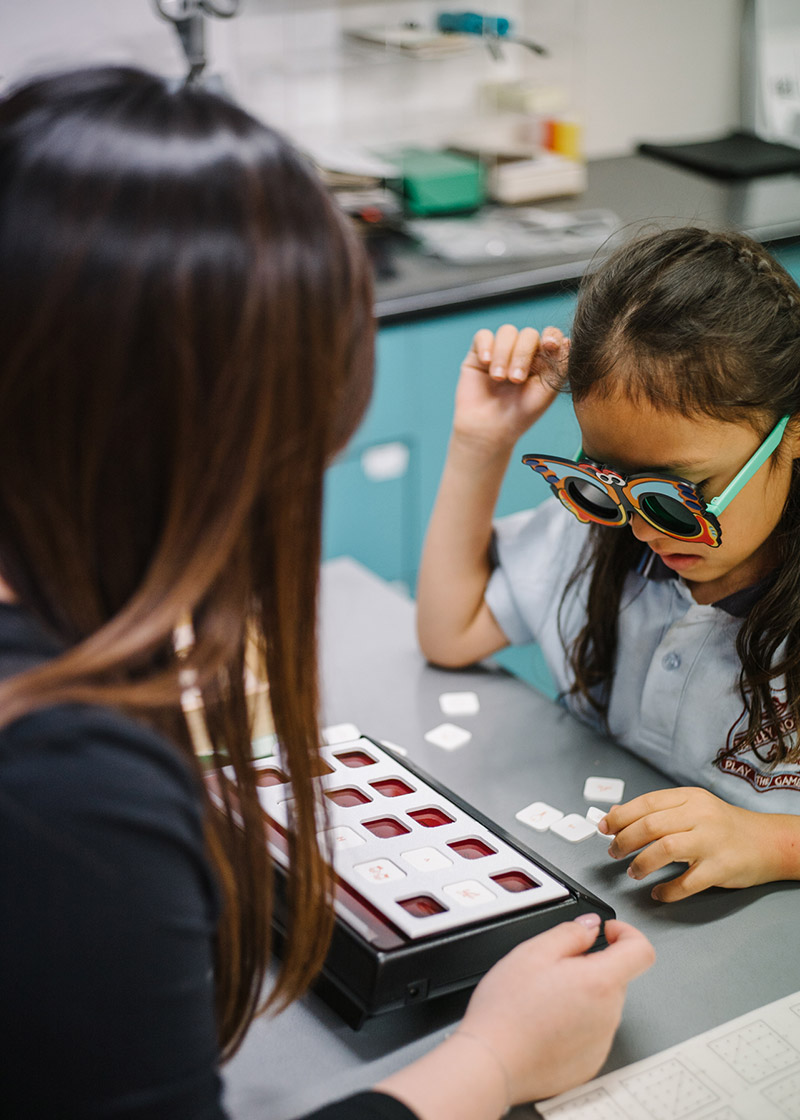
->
xmin=638 ymin=130 xmax=800 ymax=180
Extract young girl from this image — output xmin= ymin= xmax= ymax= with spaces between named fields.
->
xmin=418 ymin=226 xmax=800 ymax=905
xmin=0 ymin=66 xmax=653 ymax=1119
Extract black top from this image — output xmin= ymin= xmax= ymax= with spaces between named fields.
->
xmin=0 ymin=604 xmax=416 ymax=1120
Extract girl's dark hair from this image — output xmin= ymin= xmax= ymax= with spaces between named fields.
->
xmin=563 ymin=225 xmax=800 ymax=765
xmin=0 ymin=67 xmax=374 ymax=1054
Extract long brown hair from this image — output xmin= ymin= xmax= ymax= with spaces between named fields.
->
xmin=561 ymin=226 xmax=800 ymax=765
xmin=0 ymin=67 xmax=374 ymax=1055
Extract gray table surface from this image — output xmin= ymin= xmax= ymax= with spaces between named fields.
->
xmin=222 ymin=557 xmax=800 ymax=1119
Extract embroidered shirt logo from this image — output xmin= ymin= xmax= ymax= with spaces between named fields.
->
xmin=715 ymin=696 xmax=800 ymax=793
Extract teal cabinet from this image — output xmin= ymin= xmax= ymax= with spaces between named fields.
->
xmin=323 ymin=440 xmax=415 ymax=585
xmin=323 ymin=329 xmax=418 ymax=585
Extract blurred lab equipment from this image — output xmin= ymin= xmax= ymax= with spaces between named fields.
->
xmin=406 ymin=207 xmax=619 ymax=264
xmin=742 ymin=0 xmax=800 ymax=148
xmin=436 ymin=11 xmax=548 ymax=58
xmin=345 ymin=12 xmax=547 ymax=62
xmin=152 ymin=0 xmax=241 ymax=85
xmin=380 ymin=148 xmax=486 ymax=216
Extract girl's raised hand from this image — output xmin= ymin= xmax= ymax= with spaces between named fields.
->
xmin=600 ymin=788 xmax=800 ymax=902
xmin=453 ymin=324 xmax=568 ymax=454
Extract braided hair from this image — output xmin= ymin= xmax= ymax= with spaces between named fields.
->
xmin=560 ymin=226 xmax=800 ymax=765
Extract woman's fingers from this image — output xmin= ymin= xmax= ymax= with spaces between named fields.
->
xmin=510 ymin=917 xmax=655 ymax=984
xmin=509 ymin=915 xmax=603 ymax=966
xmin=592 ymin=919 xmax=657 ymax=983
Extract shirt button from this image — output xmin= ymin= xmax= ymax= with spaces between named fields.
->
xmin=661 ymin=652 xmax=682 ymax=671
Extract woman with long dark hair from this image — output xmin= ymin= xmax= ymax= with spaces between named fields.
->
xmin=0 ymin=66 xmax=652 ymax=1118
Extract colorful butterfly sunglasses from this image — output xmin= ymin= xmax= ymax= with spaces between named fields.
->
xmin=521 ymin=414 xmax=791 ymax=548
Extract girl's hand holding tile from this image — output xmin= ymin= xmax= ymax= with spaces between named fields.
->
xmin=601 ymin=787 xmax=800 ymax=902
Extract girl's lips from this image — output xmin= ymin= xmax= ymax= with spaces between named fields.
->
xmin=655 ymin=551 xmax=702 ymax=572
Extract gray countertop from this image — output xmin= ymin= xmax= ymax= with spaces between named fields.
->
xmin=222 ymin=558 xmax=800 ymax=1120
xmin=374 ymin=153 xmax=800 ymax=323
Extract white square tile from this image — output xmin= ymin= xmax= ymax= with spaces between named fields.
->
xmin=550 ymin=813 xmax=597 ymax=843
xmin=438 ymin=691 xmax=480 ymax=716
xmin=401 ymin=846 xmax=453 ymax=871
xmin=354 ymin=858 xmax=406 ymax=884
xmin=582 ymin=776 xmax=625 ymax=803
xmin=320 ymin=825 xmax=365 ymax=851
xmin=424 ymin=722 xmax=472 ymax=750
xmin=586 ymin=806 xmax=614 ymax=837
xmin=321 ymin=722 xmax=361 ymax=745
xmin=443 ymin=879 xmax=496 ymax=906
xmin=515 ymin=800 xmax=564 ymax=832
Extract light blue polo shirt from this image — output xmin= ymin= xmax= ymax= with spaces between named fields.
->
xmin=485 ymin=497 xmax=800 ymax=813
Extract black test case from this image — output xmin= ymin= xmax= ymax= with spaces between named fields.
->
xmin=258 ymin=736 xmax=615 ymax=1029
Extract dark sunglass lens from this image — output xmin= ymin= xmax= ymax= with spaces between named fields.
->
xmin=640 ymin=493 xmax=700 ymax=535
xmin=565 ymin=477 xmax=621 ymax=520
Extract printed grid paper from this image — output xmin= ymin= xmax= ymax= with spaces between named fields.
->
xmin=538 ymin=990 xmax=800 ymax=1119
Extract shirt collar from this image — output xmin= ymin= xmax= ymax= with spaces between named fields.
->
xmin=635 ymin=548 xmax=773 ymax=618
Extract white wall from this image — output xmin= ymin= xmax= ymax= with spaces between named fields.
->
xmin=0 ymin=0 xmax=188 ymax=85
xmin=582 ymin=0 xmax=743 ymax=156
xmin=0 ymin=0 xmax=744 ymax=158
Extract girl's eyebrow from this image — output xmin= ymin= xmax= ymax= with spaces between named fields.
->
xmin=584 ymin=448 xmax=712 ymax=475
xmin=652 ymin=459 xmax=710 ymax=475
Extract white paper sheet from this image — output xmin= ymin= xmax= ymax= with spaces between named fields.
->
xmin=538 ymin=989 xmax=800 ymax=1119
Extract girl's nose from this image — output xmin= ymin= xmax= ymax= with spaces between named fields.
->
xmin=629 ymin=511 xmax=667 ymax=544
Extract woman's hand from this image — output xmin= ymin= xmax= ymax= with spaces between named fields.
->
xmin=457 ymin=915 xmax=654 ymax=1106
xmin=378 ymin=915 xmax=654 ymax=1118
xmin=599 ymin=787 xmax=800 ymax=902
xmin=452 ymin=324 xmax=568 ymax=455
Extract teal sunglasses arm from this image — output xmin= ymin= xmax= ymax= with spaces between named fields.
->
xmin=706 ymin=413 xmax=792 ymax=517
